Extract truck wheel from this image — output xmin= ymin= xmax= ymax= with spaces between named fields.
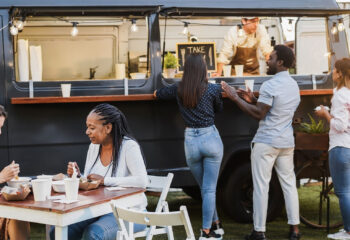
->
xmin=183 ymin=186 xmax=201 ymax=201
xmin=222 ymin=163 xmax=284 ymax=223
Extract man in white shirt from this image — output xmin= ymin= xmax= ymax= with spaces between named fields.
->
xmin=214 ymin=17 xmax=273 ymax=76
xmin=221 ymin=45 xmax=301 ymax=240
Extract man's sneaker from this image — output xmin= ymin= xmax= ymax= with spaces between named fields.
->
xmin=327 ymin=229 xmax=350 ymax=239
xmin=199 ymin=229 xmax=222 ymax=240
xmin=245 ymin=230 xmax=267 ymax=240
xmin=210 ymin=222 xmax=225 ymax=235
xmin=289 ymin=231 xmax=301 ymax=240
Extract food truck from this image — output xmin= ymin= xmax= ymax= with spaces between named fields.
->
xmin=0 ymin=0 xmax=349 ymax=222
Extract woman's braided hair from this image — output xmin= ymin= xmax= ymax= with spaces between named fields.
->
xmin=90 ymin=103 xmax=144 ymax=176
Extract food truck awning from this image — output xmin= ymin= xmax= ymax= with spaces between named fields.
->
xmin=0 ymin=0 xmax=161 ymax=16
xmin=161 ymin=0 xmax=350 ymax=17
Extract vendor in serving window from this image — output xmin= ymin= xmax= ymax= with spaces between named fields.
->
xmin=213 ymin=17 xmax=273 ymax=76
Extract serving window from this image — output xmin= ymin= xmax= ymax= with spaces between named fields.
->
xmin=14 ymin=17 xmax=150 ymax=82
xmin=159 ymin=16 xmax=334 ymax=78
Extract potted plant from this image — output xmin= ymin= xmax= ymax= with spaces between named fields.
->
xmin=164 ymin=52 xmax=178 ymax=78
xmin=295 ymin=114 xmax=329 ymax=150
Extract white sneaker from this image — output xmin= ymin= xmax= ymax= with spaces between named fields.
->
xmin=327 ymin=230 xmax=350 ymax=239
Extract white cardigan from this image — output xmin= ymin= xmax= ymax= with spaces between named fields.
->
xmin=82 ymin=137 xmax=148 ymax=209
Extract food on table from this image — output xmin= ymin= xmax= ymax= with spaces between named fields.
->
xmin=79 ymin=177 xmax=101 ymax=190
xmin=7 ymin=177 xmax=31 ymax=188
xmin=1 ymin=185 xmax=31 ymax=201
xmin=52 ymin=173 xmax=66 ymax=181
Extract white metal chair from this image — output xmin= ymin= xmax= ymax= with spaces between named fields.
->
xmin=110 ymin=204 xmax=195 ymax=240
xmin=136 ymin=173 xmax=174 ymax=240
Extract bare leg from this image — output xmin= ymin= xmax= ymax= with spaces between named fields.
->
xmin=8 ymin=220 xmax=30 ymax=240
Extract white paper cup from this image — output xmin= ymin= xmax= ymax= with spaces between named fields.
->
xmin=32 ymin=179 xmax=52 ymax=201
xmin=64 ymin=178 xmax=79 ymax=201
xmin=234 ymin=65 xmax=244 ymax=77
xmin=245 ymin=79 xmax=255 ymax=91
xmin=223 ymin=65 xmax=232 ymax=77
xmin=61 ymin=84 xmax=71 ymax=97
xmin=115 ymin=63 xmax=126 ymax=79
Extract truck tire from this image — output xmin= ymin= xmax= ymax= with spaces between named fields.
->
xmin=222 ymin=162 xmax=284 ymax=223
xmin=183 ymin=186 xmax=201 ymax=201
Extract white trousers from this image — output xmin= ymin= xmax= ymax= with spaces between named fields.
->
xmin=251 ymin=142 xmax=300 ymax=232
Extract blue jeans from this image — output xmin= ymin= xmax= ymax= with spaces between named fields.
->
xmin=184 ymin=125 xmax=223 ymax=229
xmin=50 ymin=212 xmax=146 ymax=240
xmin=329 ymin=146 xmax=350 ymax=232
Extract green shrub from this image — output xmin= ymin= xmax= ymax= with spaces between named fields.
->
xmin=164 ymin=52 xmax=178 ymax=69
xmin=298 ymin=114 xmax=328 ymax=134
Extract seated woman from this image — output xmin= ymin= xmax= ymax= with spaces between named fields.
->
xmin=50 ymin=103 xmax=148 ymax=240
xmin=0 ymin=105 xmax=30 ymax=240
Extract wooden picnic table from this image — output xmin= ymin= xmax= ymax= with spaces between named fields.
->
xmin=0 ymin=187 xmax=145 ymax=240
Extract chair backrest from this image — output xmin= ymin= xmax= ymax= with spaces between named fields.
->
xmin=111 ymin=203 xmax=195 ymax=240
xmin=147 ymin=173 xmax=174 ymax=212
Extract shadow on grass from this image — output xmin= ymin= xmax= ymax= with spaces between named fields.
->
xmin=31 ymin=189 xmax=340 ymax=240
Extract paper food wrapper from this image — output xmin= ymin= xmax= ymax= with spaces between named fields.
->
xmin=18 ymin=39 xmax=29 ymax=82
xmin=79 ymin=179 xmax=101 ymax=191
xmin=30 ymin=45 xmax=43 ymax=81
xmin=1 ymin=185 xmax=31 ymax=201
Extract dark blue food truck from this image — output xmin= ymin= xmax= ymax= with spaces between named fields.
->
xmin=0 ymin=0 xmax=348 ymax=223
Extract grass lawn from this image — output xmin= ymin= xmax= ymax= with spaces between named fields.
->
xmin=30 ymin=185 xmax=342 ymax=240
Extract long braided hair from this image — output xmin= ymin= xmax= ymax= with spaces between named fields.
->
xmin=90 ymin=103 xmax=144 ymax=176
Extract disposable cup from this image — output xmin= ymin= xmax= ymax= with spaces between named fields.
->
xmin=223 ymin=65 xmax=232 ymax=77
xmin=61 ymin=84 xmax=71 ymax=97
xmin=32 ymin=179 xmax=52 ymax=201
xmin=245 ymin=79 xmax=255 ymax=91
xmin=64 ymin=178 xmax=79 ymax=201
xmin=234 ymin=65 xmax=244 ymax=77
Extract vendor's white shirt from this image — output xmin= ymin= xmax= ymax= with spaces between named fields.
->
xmin=217 ymin=24 xmax=273 ymax=65
xmin=83 ymin=137 xmax=148 ymax=209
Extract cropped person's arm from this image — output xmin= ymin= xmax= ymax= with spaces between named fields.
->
xmin=221 ymin=81 xmax=271 ymax=120
xmin=155 ymin=84 xmax=178 ymax=100
xmin=330 ymin=96 xmax=350 ymax=133
xmin=104 ymin=142 xmax=148 ymax=188
xmin=214 ymin=85 xmax=224 ymax=113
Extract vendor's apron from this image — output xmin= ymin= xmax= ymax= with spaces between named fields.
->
xmin=230 ymin=45 xmax=259 ymax=75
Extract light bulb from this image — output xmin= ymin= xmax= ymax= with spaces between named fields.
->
xmin=238 ymin=25 xmax=244 ymax=37
xmin=16 ymin=20 xmax=24 ymax=31
xmin=338 ymin=19 xmax=345 ymax=32
xmin=182 ymin=22 xmax=188 ymax=35
xmin=287 ymin=19 xmax=293 ymax=32
xmin=10 ymin=25 xmax=18 ymax=36
xmin=331 ymin=22 xmax=338 ymax=35
xmin=70 ymin=22 xmax=78 ymax=37
xmin=131 ymin=19 xmax=138 ymax=32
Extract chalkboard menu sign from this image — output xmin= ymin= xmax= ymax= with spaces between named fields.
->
xmin=176 ymin=42 xmax=217 ymax=72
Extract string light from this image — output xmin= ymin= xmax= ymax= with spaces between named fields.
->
xmin=70 ymin=22 xmax=78 ymax=37
xmin=338 ymin=19 xmax=345 ymax=32
xmin=238 ymin=24 xmax=244 ymax=37
xmin=131 ymin=19 xmax=138 ymax=32
xmin=10 ymin=23 xmax=18 ymax=36
xmin=331 ymin=22 xmax=338 ymax=35
xmin=287 ymin=19 xmax=293 ymax=32
xmin=182 ymin=22 xmax=189 ymax=35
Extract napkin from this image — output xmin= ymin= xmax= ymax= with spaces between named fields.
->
xmin=106 ymin=187 xmax=126 ymax=191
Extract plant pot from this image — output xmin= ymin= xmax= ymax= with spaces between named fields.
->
xmin=165 ymin=68 xmax=176 ymax=78
xmin=294 ymin=132 xmax=329 ymax=151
